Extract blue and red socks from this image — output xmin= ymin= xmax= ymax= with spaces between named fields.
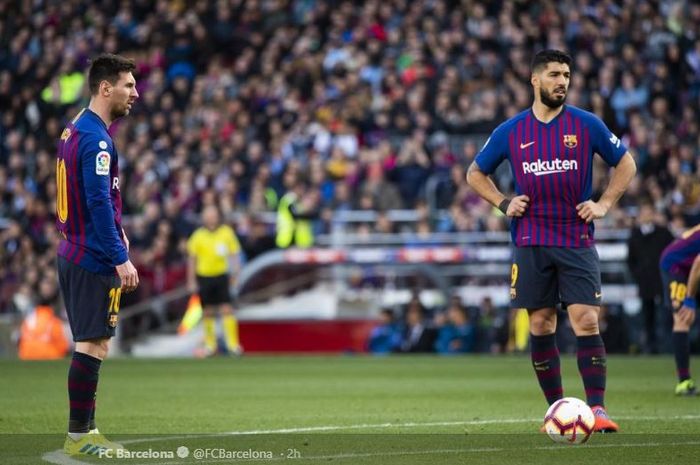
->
xmin=673 ymin=331 xmax=691 ymax=382
xmin=68 ymin=352 xmax=101 ymax=434
xmin=577 ymin=334 xmax=607 ymax=407
xmin=530 ymin=333 xmax=563 ymax=405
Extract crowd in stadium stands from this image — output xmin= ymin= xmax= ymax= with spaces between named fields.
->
xmin=368 ymin=295 xmax=493 ymax=354
xmin=365 ymin=293 xmax=627 ymax=355
xmin=2 ymin=1 xmax=700 ymax=349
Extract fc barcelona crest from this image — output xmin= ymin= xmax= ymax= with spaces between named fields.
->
xmin=563 ymin=134 xmax=578 ymax=148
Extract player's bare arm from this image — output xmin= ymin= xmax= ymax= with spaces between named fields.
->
xmin=677 ymin=254 xmax=700 ymax=327
xmin=576 ymin=152 xmax=636 ymax=223
xmin=466 ymin=161 xmax=529 ymax=217
xmin=119 ymin=228 xmax=136 ymax=292
xmin=121 ymin=228 xmax=129 ymax=252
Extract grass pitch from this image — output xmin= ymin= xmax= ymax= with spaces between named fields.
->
xmin=0 ymin=355 xmax=698 ymax=464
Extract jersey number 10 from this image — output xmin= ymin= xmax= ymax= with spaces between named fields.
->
xmin=56 ymin=159 xmax=68 ymax=223
xmin=670 ymin=281 xmax=687 ymax=304
xmin=108 ymin=288 xmax=122 ymax=313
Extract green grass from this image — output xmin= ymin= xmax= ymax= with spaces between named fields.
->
xmin=0 ymin=355 xmax=698 ymax=464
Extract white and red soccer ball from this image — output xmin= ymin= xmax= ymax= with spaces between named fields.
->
xmin=543 ymin=397 xmax=595 ymax=444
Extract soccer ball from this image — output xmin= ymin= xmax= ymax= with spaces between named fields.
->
xmin=543 ymin=397 xmax=595 ymax=444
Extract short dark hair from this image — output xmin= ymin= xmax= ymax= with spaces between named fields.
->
xmin=531 ymin=49 xmax=572 ymax=73
xmin=88 ymin=53 xmax=136 ymax=95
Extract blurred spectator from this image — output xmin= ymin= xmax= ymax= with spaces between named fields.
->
xmin=374 ymin=211 xmax=395 ymax=234
xmin=360 ymin=159 xmax=403 ymax=211
xmin=40 ymin=59 xmax=85 ymax=107
xmin=508 ymin=307 xmax=531 ymax=353
xmin=610 ymin=72 xmax=649 ymax=129
xmin=392 ymin=132 xmax=431 ymax=208
xmin=599 ymin=304 xmax=630 ymax=354
xmin=476 ymin=296 xmax=509 ymax=353
xmin=18 ymin=304 xmax=70 ymax=360
xmin=435 ymin=296 xmax=475 ymax=354
xmin=367 ymin=307 xmax=400 ymax=354
xmin=240 ymin=216 xmax=276 ymax=262
xmin=276 ymin=180 xmax=318 ymax=249
xmin=396 ymin=295 xmax=436 ymax=353
xmin=626 ymin=201 xmax=674 ymax=353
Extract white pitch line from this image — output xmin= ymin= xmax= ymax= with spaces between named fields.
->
xmin=41 ymin=414 xmax=700 ymax=465
xmin=221 ymin=417 xmax=539 ymax=435
xmin=130 ymin=413 xmax=700 ymax=440
xmin=534 ymin=441 xmax=700 ymax=451
xmin=41 ymin=452 xmax=90 ymax=465
xmin=117 ymin=418 xmax=539 ymax=447
xmin=617 ymin=414 xmax=700 ymax=421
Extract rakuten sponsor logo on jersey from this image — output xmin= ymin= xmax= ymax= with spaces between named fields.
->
xmin=522 ymin=158 xmax=578 ymax=176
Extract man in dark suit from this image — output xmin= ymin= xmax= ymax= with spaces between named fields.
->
xmin=397 ymin=296 xmax=437 ymax=353
xmin=627 ymin=201 xmax=674 ymax=353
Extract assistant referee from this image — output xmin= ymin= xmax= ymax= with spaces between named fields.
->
xmin=187 ymin=205 xmax=242 ymax=356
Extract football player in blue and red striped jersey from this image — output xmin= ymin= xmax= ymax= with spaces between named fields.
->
xmin=468 ymin=49 xmax=637 ymax=432
xmin=57 ymin=53 xmax=139 ymax=456
xmin=660 ymin=225 xmax=700 ymax=396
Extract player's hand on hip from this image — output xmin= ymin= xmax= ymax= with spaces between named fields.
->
xmin=507 ymin=195 xmax=530 ymax=217
xmin=677 ymin=306 xmax=696 ymax=326
xmin=576 ymin=200 xmax=608 ymax=223
xmin=116 ymin=260 xmax=139 ymax=293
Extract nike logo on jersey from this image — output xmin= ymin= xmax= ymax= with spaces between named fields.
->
xmin=595 ymin=292 xmax=602 ymax=299
xmin=520 ymin=141 xmax=535 ymax=149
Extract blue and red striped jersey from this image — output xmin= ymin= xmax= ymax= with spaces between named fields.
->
xmin=56 ymin=108 xmax=128 ymax=275
xmin=660 ymin=225 xmax=700 ymax=277
xmin=475 ymin=105 xmax=627 ymax=248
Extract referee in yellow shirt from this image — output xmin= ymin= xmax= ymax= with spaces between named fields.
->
xmin=187 ymin=205 xmax=242 ymax=356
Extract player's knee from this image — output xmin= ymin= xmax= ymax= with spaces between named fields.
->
xmin=91 ymin=338 xmax=110 ymax=359
xmin=529 ymin=315 xmax=556 ymax=334
xmin=99 ymin=339 xmax=110 ymax=358
xmin=76 ymin=338 xmax=110 ymax=359
xmin=573 ymin=312 xmax=599 ymax=334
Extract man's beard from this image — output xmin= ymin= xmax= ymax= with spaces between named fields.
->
xmin=540 ymin=87 xmax=566 ymax=109
xmin=110 ymin=103 xmax=129 ymax=120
